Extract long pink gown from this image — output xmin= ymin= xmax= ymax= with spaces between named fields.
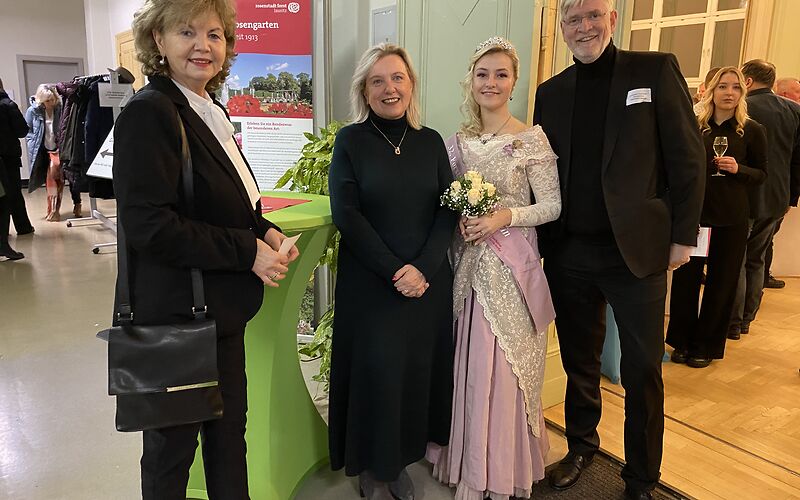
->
xmin=426 ymin=127 xmax=562 ymax=500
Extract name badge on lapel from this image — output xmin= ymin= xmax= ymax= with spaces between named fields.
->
xmin=626 ymin=88 xmax=652 ymax=106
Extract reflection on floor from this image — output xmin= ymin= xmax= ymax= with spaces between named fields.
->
xmin=3 ymin=189 xmax=798 ymax=499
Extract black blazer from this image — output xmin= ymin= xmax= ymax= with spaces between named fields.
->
xmin=744 ymin=88 xmax=800 ymax=218
xmin=0 ymin=90 xmax=28 ymax=157
xmin=112 ymin=76 xmax=278 ymax=328
xmin=533 ymin=49 xmax=706 ymax=278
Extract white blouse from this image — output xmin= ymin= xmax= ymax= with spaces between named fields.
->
xmin=172 ymin=79 xmax=261 ymax=209
xmin=44 ymin=115 xmax=56 ymax=150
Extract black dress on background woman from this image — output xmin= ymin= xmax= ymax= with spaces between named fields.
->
xmin=328 ymin=110 xmax=457 ymax=481
xmin=667 ymin=117 xmax=767 ymax=363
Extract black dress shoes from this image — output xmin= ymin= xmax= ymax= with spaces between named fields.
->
xmin=548 ymin=451 xmax=593 ymax=490
xmin=670 ymin=349 xmax=688 ymax=363
xmin=727 ymin=329 xmax=741 ymax=340
xmin=388 ymin=468 xmax=414 ymax=500
xmin=764 ymin=275 xmax=785 ymax=289
xmin=0 ymin=245 xmax=25 ymax=260
xmin=359 ymin=473 xmax=394 ymax=500
xmin=624 ymin=486 xmax=654 ymax=499
xmin=687 ymin=356 xmax=712 ymax=368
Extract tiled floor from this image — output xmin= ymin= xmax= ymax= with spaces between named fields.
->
xmin=1 ymin=190 xmax=141 ymax=499
xmin=1 ymin=189 xmax=566 ymax=499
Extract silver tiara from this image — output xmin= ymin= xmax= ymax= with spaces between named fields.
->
xmin=475 ymin=36 xmax=515 ymax=53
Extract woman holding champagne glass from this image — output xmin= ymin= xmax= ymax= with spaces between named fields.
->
xmin=666 ymin=67 xmax=768 ymax=368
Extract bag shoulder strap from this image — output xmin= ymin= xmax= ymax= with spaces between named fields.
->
xmin=116 ymin=108 xmax=207 ymax=323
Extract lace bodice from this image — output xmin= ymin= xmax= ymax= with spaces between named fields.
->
xmin=466 ymin=126 xmax=561 ymax=228
xmin=451 ymin=125 xmax=561 ymax=437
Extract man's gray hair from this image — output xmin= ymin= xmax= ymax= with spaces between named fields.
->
xmin=560 ymin=0 xmax=614 ymax=19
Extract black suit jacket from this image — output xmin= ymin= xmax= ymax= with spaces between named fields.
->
xmin=0 ymin=90 xmax=28 ymax=157
xmin=533 ymin=49 xmax=705 ymax=278
xmin=744 ymin=88 xmax=800 ymax=218
xmin=112 ymin=76 xmax=278 ymax=328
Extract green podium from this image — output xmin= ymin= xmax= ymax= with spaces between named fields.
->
xmin=187 ymin=191 xmax=333 ymax=499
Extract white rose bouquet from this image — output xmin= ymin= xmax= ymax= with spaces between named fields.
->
xmin=440 ymin=170 xmax=500 ymax=217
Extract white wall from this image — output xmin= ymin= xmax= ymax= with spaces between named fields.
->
xmin=83 ymin=0 xmax=142 ymax=73
xmin=0 ymin=0 xmax=88 ymax=105
xmin=329 ymin=0 xmax=373 ymax=123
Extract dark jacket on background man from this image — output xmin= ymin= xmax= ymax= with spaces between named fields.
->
xmin=745 ymin=88 xmax=800 ymax=216
xmin=0 ymin=90 xmax=28 ymax=157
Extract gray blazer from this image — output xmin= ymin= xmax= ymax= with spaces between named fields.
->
xmin=744 ymin=88 xmax=800 ymax=218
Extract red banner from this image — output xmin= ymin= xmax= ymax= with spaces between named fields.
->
xmin=225 ymin=0 xmax=314 ymax=190
xmin=235 ymin=1 xmax=311 ymax=54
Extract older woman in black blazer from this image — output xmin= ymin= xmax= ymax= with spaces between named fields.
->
xmin=114 ymin=1 xmax=298 ymax=498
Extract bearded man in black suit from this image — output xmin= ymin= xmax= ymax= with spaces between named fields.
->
xmin=533 ymin=0 xmax=705 ymax=498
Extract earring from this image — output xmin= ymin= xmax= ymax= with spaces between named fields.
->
xmin=159 ymin=55 xmax=166 ymax=65
xmin=509 ymin=95 xmax=513 ymax=101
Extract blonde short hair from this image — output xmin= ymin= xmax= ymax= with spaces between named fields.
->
xmin=459 ymin=37 xmax=520 ymax=137
xmin=132 ymin=0 xmax=237 ymax=92
xmin=34 ymin=84 xmax=59 ymax=106
xmin=697 ymin=66 xmax=749 ymax=137
xmin=349 ymin=44 xmax=422 ymax=130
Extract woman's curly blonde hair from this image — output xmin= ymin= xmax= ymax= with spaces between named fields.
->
xmin=459 ymin=37 xmax=520 ymax=137
xmin=132 ymin=0 xmax=237 ymax=93
xmin=696 ymin=66 xmax=749 ymax=137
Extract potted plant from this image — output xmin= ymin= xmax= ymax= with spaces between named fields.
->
xmin=275 ymin=121 xmax=343 ymax=392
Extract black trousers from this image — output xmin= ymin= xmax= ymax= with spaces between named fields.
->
xmin=0 ymin=155 xmax=34 ymax=238
xmin=141 ymin=324 xmax=249 ymax=500
xmin=764 ymin=215 xmax=784 ymax=282
xmin=667 ymin=223 xmax=748 ymax=359
xmin=544 ymin=239 xmax=666 ymax=491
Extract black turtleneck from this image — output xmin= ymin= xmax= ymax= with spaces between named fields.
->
xmin=328 ymin=108 xmax=457 ymax=282
xmin=566 ymin=42 xmax=616 ymax=242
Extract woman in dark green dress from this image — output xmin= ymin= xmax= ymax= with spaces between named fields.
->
xmin=328 ymin=44 xmax=457 ymax=500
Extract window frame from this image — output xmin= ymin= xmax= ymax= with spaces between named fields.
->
xmin=629 ymin=0 xmax=749 ymax=89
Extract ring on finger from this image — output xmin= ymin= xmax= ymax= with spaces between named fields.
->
xmin=270 ymin=272 xmax=279 ymax=279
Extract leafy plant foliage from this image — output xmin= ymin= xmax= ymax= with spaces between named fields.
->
xmin=276 ymin=121 xmax=343 ymax=392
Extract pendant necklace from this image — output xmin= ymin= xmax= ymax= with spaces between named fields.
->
xmin=371 ymin=119 xmax=408 ymax=155
xmin=480 ymin=114 xmax=513 ymax=144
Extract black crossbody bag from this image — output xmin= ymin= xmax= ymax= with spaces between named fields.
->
xmin=107 ymin=113 xmax=223 ymax=432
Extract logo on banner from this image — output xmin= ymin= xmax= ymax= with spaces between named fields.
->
xmin=288 ymin=2 xmax=300 ymax=13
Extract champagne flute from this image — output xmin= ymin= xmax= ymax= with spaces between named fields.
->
xmin=712 ymin=136 xmax=728 ymax=176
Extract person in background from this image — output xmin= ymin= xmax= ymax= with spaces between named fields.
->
xmin=533 ymin=0 xmax=705 ymax=498
xmin=776 ymin=77 xmax=800 ymax=104
xmin=0 ymin=78 xmax=33 ymax=260
xmin=763 ymin=76 xmax=800 ymax=289
xmin=115 ymin=0 xmax=298 ymax=497
xmin=694 ymin=67 xmax=721 ymax=113
xmin=328 ymin=43 xmax=456 ymax=500
xmin=667 ymin=67 xmax=767 ymax=366
xmin=25 ymin=84 xmax=62 ymax=221
xmin=426 ymin=36 xmax=561 ymax=500
xmin=730 ymin=60 xmax=800 ymax=338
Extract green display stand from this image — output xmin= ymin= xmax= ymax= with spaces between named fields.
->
xmin=187 ymin=191 xmax=333 ymax=500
